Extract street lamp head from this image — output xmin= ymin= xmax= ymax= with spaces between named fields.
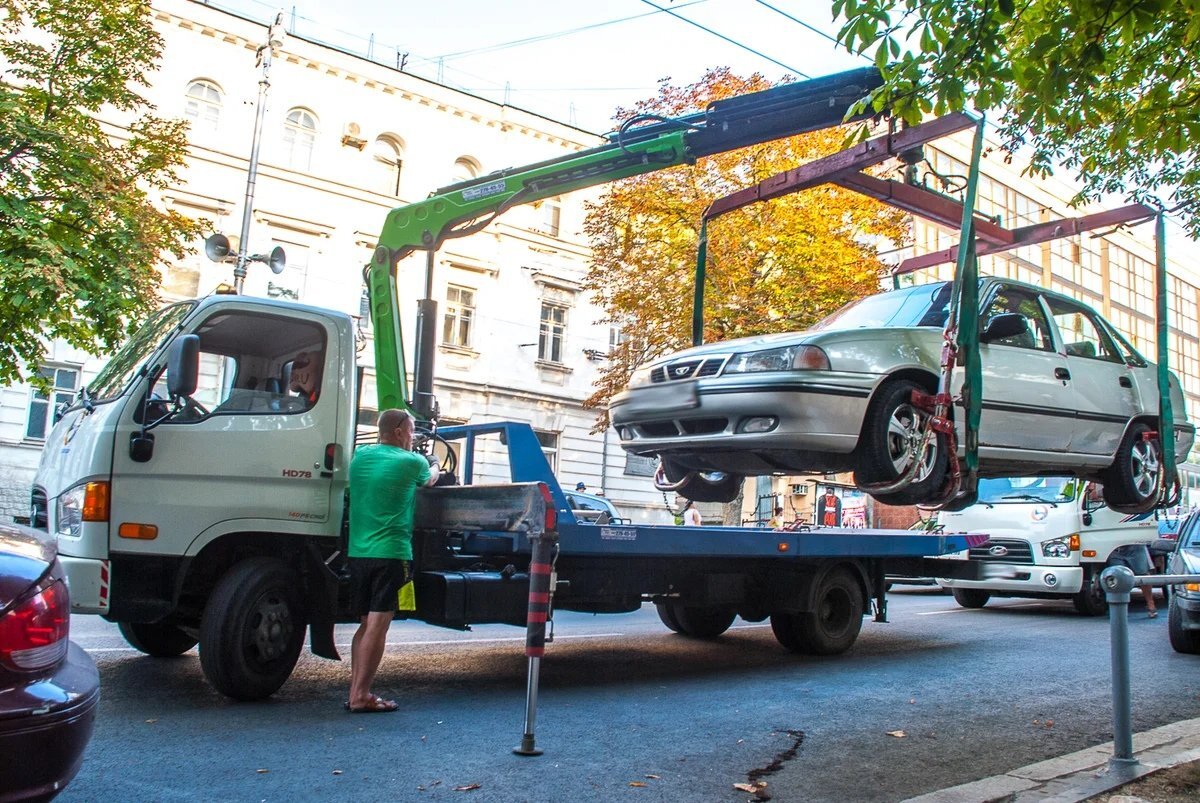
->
xmin=267 ymin=12 xmax=286 ymax=52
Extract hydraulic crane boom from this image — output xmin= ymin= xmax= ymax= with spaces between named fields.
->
xmin=365 ymin=67 xmax=883 ymax=416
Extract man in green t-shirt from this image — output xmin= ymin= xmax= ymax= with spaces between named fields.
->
xmin=346 ymin=408 xmax=438 ymax=713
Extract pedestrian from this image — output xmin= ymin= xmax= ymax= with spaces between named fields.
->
xmin=575 ymin=481 xmax=588 ymax=493
xmin=767 ymin=505 xmax=785 ymax=530
xmin=346 ymin=408 xmax=439 ymax=713
xmin=682 ymin=499 xmax=702 ymax=526
xmin=1110 ymin=543 xmax=1159 ymax=618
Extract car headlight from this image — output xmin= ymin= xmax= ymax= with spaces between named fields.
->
xmin=1041 ymin=537 xmax=1072 ymax=559
xmin=627 ymin=365 xmax=655 ymax=388
xmin=56 ymin=485 xmax=86 ymax=539
xmin=724 ymin=345 xmax=829 ymax=374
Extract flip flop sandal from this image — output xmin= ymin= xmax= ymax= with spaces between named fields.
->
xmin=345 ymin=696 xmax=399 ymax=713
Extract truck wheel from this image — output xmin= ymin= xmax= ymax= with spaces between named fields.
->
xmin=655 ymin=602 xmax=736 ymax=638
xmin=854 ymin=380 xmax=947 ymax=506
xmin=1168 ymin=596 xmax=1200 ymax=654
xmin=659 ymin=458 xmax=743 ymax=504
xmin=770 ymin=568 xmax=863 ymax=655
xmin=1072 ymin=568 xmax=1108 ymax=616
xmin=1102 ymin=422 xmax=1160 ymax=509
xmin=199 ymin=558 xmax=306 ymax=701
xmin=118 ymin=621 xmax=198 ymax=657
xmin=951 ymin=588 xmax=990 ymax=609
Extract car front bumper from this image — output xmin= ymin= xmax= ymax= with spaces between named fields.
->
xmin=1174 ymin=592 xmax=1200 ymax=631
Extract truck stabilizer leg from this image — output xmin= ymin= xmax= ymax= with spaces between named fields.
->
xmin=514 ymin=538 xmax=554 ymax=756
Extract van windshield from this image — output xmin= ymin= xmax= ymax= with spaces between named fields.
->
xmin=89 ymin=302 xmax=196 ymax=402
xmin=977 ymin=477 xmax=1077 ymax=504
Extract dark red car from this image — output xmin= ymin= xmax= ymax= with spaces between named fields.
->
xmin=0 ymin=521 xmax=99 ymax=801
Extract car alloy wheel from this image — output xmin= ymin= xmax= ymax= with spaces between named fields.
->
xmin=886 ymin=401 xmax=936 ymax=481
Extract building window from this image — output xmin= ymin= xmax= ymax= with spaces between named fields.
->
xmin=26 ymin=366 xmax=79 ymax=440
xmin=266 ymin=238 xmax=309 ymax=300
xmin=538 ymin=302 xmax=567 ymax=363
xmin=537 ymin=197 xmax=561 ymax=237
xmin=443 ymin=285 xmax=475 ymax=348
xmin=534 ymin=429 xmax=559 ymax=471
xmin=184 ymin=79 xmax=222 ymax=134
xmin=451 ymin=157 xmax=479 ymax=184
xmin=372 ymin=136 xmax=403 ymax=197
xmin=283 ymin=108 xmax=317 ymax=171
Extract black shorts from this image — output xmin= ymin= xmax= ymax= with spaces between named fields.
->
xmin=349 ymin=558 xmax=412 ymax=615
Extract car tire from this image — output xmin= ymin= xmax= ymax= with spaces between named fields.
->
xmin=655 ymin=602 xmax=736 ymax=638
xmin=660 ymin=458 xmax=743 ymax=504
xmin=1102 ymin=421 xmax=1160 ymax=509
xmin=1168 ymin=596 xmax=1200 ymax=654
xmin=118 ymin=621 xmax=198 ymax=657
xmin=199 ymin=558 xmax=306 ymax=701
xmin=770 ymin=568 xmax=863 ymax=655
xmin=854 ymin=379 xmax=948 ymax=506
xmin=1072 ymin=568 xmax=1108 ymax=616
xmin=951 ymin=588 xmax=990 ymax=609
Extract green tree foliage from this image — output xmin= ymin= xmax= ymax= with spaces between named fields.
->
xmin=583 ymin=69 xmax=908 ymax=426
xmin=834 ymin=0 xmax=1200 ymax=232
xmin=0 ymin=0 xmax=196 ymax=385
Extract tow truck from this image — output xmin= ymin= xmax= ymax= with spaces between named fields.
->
xmin=33 ymin=68 xmax=1014 ymax=721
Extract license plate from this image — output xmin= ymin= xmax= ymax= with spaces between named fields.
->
xmin=623 ymin=381 xmax=699 ymax=416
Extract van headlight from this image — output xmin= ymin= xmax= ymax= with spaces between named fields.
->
xmin=1041 ymin=536 xmax=1071 ymax=559
xmin=724 ymin=345 xmax=829 ymax=374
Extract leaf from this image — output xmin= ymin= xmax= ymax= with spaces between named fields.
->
xmin=734 ymin=783 xmax=759 ymax=792
xmin=629 ymin=781 xmax=648 ymax=787
xmin=886 ymin=730 xmax=906 ymax=738
xmin=453 ymin=783 xmax=481 ymax=791
xmin=644 ymin=774 xmax=660 ymax=779
xmin=256 ymin=769 xmax=269 ymax=774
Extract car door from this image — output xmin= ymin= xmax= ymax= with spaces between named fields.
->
xmin=1042 ymin=294 xmax=1141 ymax=456
xmin=975 ymin=283 xmax=1076 ymax=452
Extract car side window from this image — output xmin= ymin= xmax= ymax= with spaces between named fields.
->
xmin=1044 ymin=297 xmax=1124 ymax=363
xmin=982 ymin=286 xmax=1053 ymax=350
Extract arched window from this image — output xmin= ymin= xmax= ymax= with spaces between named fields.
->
xmin=451 ymin=157 xmax=480 ymax=184
xmin=184 ymin=79 xmax=223 ymax=134
xmin=283 ymin=108 xmax=318 ymax=171
xmin=372 ymin=136 xmax=403 ymax=197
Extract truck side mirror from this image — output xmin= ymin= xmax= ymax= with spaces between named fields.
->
xmin=129 ymin=431 xmax=155 ymax=463
xmin=980 ymin=313 xmax=1028 ymax=343
xmin=167 ymin=334 xmax=200 ymax=398
xmin=1082 ymin=512 xmax=1093 ymax=526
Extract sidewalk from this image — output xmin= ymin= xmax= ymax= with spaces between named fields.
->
xmin=903 ymin=717 xmax=1200 ymax=803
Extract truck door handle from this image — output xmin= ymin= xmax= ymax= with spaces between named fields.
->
xmin=1119 ymin=376 xmax=1132 ymax=388
xmin=1055 ymin=367 xmax=1071 ymax=380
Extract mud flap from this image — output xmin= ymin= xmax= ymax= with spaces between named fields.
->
xmin=305 ymin=542 xmax=342 ymax=661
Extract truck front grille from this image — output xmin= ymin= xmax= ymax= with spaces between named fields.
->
xmin=968 ymin=538 xmax=1033 ymax=564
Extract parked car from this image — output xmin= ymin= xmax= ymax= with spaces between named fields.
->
xmin=564 ymin=490 xmax=627 ymax=524
xmin=0 ymin=521 xmax=100 ymax=800
xmin=1167 ymin=511 xmax=1200 ymax=654
xmin=612 ymin=278 xmax=1194 ymax=507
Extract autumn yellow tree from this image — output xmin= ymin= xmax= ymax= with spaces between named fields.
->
xmin=583 ymin=69 xmax=909 ymax=426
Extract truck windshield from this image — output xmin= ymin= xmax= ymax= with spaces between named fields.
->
xmin=811 ymin=282 xmax=952 ymax=331
xmin=977 ymin=477 xmax=1077 ymax=504
xmin=88 ymin=302 xmax=196 ymax=402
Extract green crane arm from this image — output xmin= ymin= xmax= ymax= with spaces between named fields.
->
xmin=364 ymin=67 xmax=883 ymax=415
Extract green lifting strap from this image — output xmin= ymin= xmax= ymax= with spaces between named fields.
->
xmin=1155 ymin=210 xmax=1177 ymax=492
xmin=953 ymin=119 xmax=986 ymax=475
xmin=692 ymin=218 xmax=708 ymax=346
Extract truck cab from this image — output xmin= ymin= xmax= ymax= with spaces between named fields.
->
xmin=936 ymin=476 xmax=1159 ymax=615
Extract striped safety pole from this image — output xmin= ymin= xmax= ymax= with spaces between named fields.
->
xmin=514 ymin=484 xmax=558 ymax=756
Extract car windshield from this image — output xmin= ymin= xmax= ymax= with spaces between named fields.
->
xmin=88 ymin=302 xmax=196 ymax=402
xmin=811 ymin=282 xmax=952 ymax=331
xmin=976 ymin=477 xmax=1077 ymax=504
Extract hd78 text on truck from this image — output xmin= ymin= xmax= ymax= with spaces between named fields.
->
xmin=31 ymin=68 xmax=985 ymax=701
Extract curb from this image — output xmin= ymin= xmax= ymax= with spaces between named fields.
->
xmin=902 ymin=717 xmax=1200 ymax=803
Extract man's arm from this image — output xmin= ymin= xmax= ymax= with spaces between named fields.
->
xmin=422 ymin=453 xmax=441 ymax=487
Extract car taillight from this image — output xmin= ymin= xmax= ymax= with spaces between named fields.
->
xmin=0 ymin=579 xmax=70 ymax=671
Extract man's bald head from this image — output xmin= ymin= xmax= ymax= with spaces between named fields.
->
xmin=378 ymin=408 xmax=415 ymax=448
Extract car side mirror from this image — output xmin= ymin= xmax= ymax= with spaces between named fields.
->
xmin=167 ymin=334 xmax=200 ymax=398
xmin=981 ymin=313 xmax=1028 ymax=343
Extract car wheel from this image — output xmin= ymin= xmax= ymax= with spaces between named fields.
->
xmin=1168 ymin=596 xmax=1200 ymax=654
xmin=771 ymin=568 xmax=864 ymax=655
xmin=854 ymin=379 xmax=948 ymax=506
xmin=660 ymin=458 xmax=743 ymax=503
xmin=1103 ymin=421 xmax=1160 ymax=509
xmin=951 ymin=588 xmax=990 ymax=609
xmin=199 ymin=558 xmax=306 ymax=701
xmin=118 ymin=621 xmax=198 ymax=657
xmin=1071 ymin=568 xmax=1108 ymax=616
xmin=655 ymin=602 xmax=736 ymax=638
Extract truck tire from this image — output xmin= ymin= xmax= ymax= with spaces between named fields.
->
xmin=951 ymin=588 xmax=990 ymax=609
xmin=1168 ymin=596 xmax=1200 ymax=655
xmin=770 ymin=568 xmax=863 ymax=655
xmin=118 ymin=621 xmax=198 ymax=657
xmin=199 ymin=558 xmax=306 ymax=701
xmin=1072 ymin=568 xmax=1108 ymax=616
xmin=854 ymin=379 xmax=948 ymax=506
xmin=655 ymin=602 xmax=736 ymax=638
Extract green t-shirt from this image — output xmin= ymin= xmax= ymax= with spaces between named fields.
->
xmin=348 ymin=444 xmax=431 ymax=560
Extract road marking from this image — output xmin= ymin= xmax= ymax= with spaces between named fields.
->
xmin=728 ymin=623 xmax=771 ymax=630
xmin=916 ymin=602 xmax=1045 ymax=616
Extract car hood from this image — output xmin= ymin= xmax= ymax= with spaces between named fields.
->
xmin=0 ymin=522 xmax=54 ymax=612
xmin=648 ymin=330 xmax=818 ymax=362
xmin=1175 ymin=545 xmax=1200 ymax=575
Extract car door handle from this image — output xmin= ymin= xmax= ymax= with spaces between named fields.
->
xmin=1119 ymin=376 xmax=1132 ymax=388
xmin=1055 ymin=367 xmax=1071 ymax=380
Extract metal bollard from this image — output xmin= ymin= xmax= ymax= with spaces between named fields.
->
xmin=1100 ymin=565 xmax=1137 ymax=766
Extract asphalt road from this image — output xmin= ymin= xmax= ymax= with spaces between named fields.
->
xmin=61 ymin=587 xmax=1200 ymax=802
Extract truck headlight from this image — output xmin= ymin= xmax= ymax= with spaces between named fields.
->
xmin=1041 ymin=537 xmax=1071 ymax=559
xmin=724 ymin=345 xmax=829 ymax=374
xmin=56 ymin=481 xmax=109 ymax=539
